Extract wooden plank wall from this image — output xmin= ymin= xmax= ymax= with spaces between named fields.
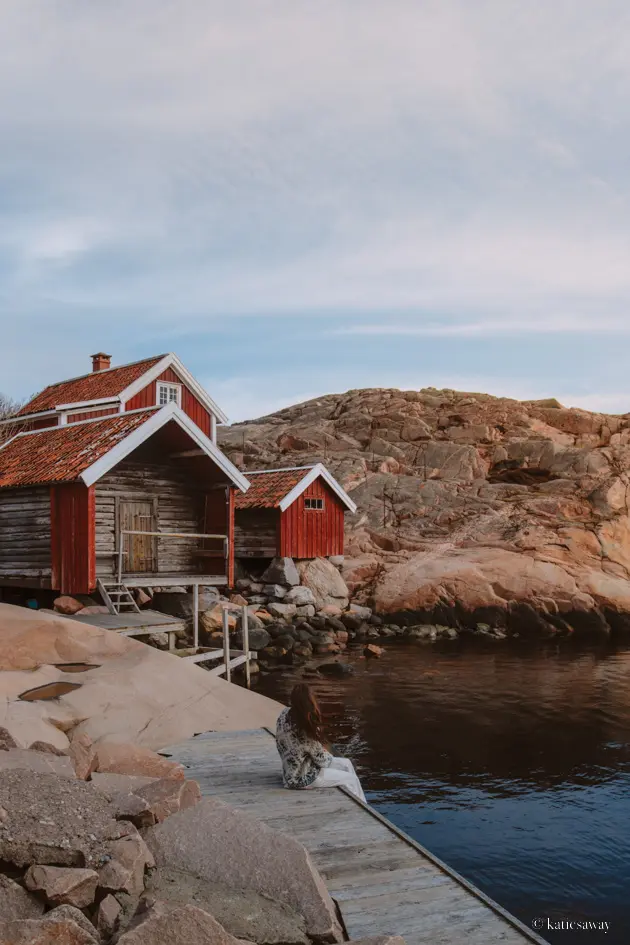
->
xmin=227 ymin=486 xmax=235 ymax=586
xmin=94 ymin=460 xmax=205 ymax=577
xmin=280 ymin=479 xmax=344 ymax=558
xmin=11 ymin=416 xmax=58 ymax=433
xmin=50 ymin=483 xmax=96 ymax=594
xmin=203 ymin=486 xmax=235 ymax=579
xmin=0 ymin=486 xmax=52 ymax=580
xmin=124 ymin=367 xmax=214 ymax=438
xmin=234 ymin=509 xmax=279 ymax=557
xmin=67 ymin=407 xmax=119 ymax=423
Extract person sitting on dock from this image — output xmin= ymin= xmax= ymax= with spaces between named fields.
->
xmin=275 ymin=683 xmax=366 ymax=802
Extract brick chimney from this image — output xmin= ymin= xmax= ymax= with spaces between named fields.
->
xmin=91 ymin=352 xmax=112 ymax=372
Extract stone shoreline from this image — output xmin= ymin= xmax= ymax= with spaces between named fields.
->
xmin=0 ymin=738 xmax=349 ymax=944
xmin=0 ymin=604 xmax=408 ymax=945
xmin=113 ymin=555 xmax=629 ymax=682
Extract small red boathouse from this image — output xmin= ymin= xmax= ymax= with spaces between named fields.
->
xmin=233 ymin=464 xmax=356 ymax=560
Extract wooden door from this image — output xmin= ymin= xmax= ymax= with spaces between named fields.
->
xmin=118 ymin=500 xmax=157 ymax=573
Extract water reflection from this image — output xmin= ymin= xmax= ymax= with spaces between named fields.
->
xmin=257 ymin=640 xmax=630 ymax=945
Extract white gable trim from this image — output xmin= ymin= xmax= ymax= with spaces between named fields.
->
xmin=0 ymin=408 xmax=59 ymax=427
xmin=246 ymin=465 xmax=316 ymax=475
xmin=57 ymin=396 xmax=121 ymax=411
xmin=80 ymin=402 xmax=249 ymax=491
xmin=278 ymin=463 xmax=357 ymax=513
xmin=4 ymin=406 xmax=158 ymax=440
xmin=1 ymin=397 xmax=122 ymax=427
xmin=120 ymin=353 xmax=229 ymax=424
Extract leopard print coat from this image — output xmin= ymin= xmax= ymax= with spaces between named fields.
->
xmin=276 ymin=706 xmax=333 ymax=788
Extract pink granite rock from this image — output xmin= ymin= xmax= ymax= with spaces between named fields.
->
xmin=53 ymin=596 xmax=85 ymax=615
xmin=144 ymin=797 xmax=343 ymax=942
xmin=0 ymin=874 xmax=45 ymax=920
xmin=134 ymin=777 xmax=201 ymax=823
xmin=25 ymin=864 xmax=99 ymax=908
xmin=117 ymin=902 xmax=254 ymax=944
xmin=98 ymin=827 xmax=155 ymax=898
xmin=94 ymin=742 xmax=185 ymax=780
xmin=68 ymin=732 xmax=96 ymax=780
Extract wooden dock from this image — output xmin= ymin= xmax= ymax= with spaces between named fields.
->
xmin=161 ymin=728 xmax=544 ymax=945
xmin=62 ymin=610 xmax=253 ymax=678
xmin=62 ymin=610 xmax=186 ymax=639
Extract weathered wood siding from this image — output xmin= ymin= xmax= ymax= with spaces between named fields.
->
xmin=94 ymin=460 xmax=206 ymax=577
xmin=202 ymin=486 xmax=235 ymax=581
xmin=0 ymin=486 xmax=52 ymax=583
xmin=10 ymin=416 xmax=58 ymax=433
xmin=280 ymin=478 xmax=345 ymax=558
xmin=124 ymin=367 xmax=214 ymax=437
xmin=67 ymin=406 xmax=119 ymax=423
xmin=29 ymin=417 xmax=58 ymax=429
xmin=51 ymin=483 xmax=96 ymax=594
xmin=234 ymin=509 xmax=280 ymax=558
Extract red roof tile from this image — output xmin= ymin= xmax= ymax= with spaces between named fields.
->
xmin=235 ymin=468 xmax=311 ymax=509
xmin=0 ymin=409 xmax=158 ymax=489
xmin=18 ymin=356 xmax=165 ymax=417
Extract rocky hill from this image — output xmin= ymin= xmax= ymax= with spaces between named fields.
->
xmin=219 ymin=387 xmax=630 ymax=637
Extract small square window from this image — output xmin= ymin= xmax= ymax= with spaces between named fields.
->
xmin=157 ymin=383 xmax=181 ymax=407
xmin=304 ymin=497 xmax=324 ymax=510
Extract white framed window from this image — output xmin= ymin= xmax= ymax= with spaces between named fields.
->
xmin=304 ymin=497 xmax=324 ymax=511
xmin=157 ymin=383 xmax=182 ymax=407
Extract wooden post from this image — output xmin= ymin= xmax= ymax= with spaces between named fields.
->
xmin=193 ymin=583 xmax=199 ymax=651
xmin=242 ymin=605 xmax=251 ymax=689
xmin=222 ymin=607 xmax=231 ymax=681
xmin=117 ymin=535 xmax=124 ymax=585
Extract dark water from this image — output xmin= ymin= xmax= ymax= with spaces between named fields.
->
xmin=255 ymin=640 xmax=630 ymax=944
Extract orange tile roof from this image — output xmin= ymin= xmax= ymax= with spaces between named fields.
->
xmin=0 ymin=409 xmax=158 ymax=489
xmin=235 ymin=468 xmax=311 ymax=509
xmin=18 ymin=356 xmax=165 ymax=416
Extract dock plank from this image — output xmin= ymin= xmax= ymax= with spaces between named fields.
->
xmin=162 ymin=729 xmax=542 ymax=945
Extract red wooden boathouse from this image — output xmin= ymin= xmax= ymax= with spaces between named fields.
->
xmin=0 ymin=353 xmax=248 ymax=598
xmin=234 ymin=464 xmax=356 ymax=560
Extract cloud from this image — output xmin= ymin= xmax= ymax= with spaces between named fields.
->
xmin=330 ymin=316 xmax=630 ymax=338
xmin=1 ymin=1 xmax=630 ymax=414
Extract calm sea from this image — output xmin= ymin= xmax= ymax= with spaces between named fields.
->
xmin=255 ymin=639 xmax=630 ymax=945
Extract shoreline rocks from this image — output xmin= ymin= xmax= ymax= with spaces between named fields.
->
xmin=0 ymin=603 xmax=280 ymax=751
xmin=217 ymin=386 xmax=630 ymax=639
xmin=0 ymin=738 xmax=351 ymax=945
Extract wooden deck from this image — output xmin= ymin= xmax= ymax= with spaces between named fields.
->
xmin=161 ymin=729 xmax=544 ymax=945
xmin=120 ymin=574 xmax=228 ymax=586
xmin=63 ymin=610 xmax=254 ymax=677
xmin=62 ymin=610 xmax=186 ymax=639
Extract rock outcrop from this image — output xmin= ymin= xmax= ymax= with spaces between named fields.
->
xmin=145 ymin=797 xmax=344 ymax=942
xmin=0 ymin=742 xmax=348 ymax=945
xmin=219 ymin=387 xmax=630 ymax=636
xmin=0 ymin=873 xmax=45 ymax=920
xmin=0 ymin=604 xmax=280 ymax=751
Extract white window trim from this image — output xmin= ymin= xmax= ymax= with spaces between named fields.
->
xmin=120 ymin=353 xmax=229 ymax=424
xmin=304 ymin=497 xmax=325 ymax=511
xmin=156 ymin=382 xmax=182 ymax=408
xmin=277 ymin=463 xmax=357 ymax=513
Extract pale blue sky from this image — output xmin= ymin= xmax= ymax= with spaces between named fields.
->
xmin=2 ymin=1 xmax=630 ymax=421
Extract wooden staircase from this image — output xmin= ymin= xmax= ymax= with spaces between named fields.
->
xmin=97 ymin=578 xmax=141 ymax=616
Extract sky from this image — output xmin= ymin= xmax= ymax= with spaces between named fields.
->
xmin=2 ymin=1 xmax=630 ymax=421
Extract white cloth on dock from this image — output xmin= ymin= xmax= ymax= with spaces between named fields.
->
xmin=308 ymin=756 xmax=366 ymax=803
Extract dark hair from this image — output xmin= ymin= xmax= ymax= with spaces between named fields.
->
xmin=289 ymin=683 xmax=326 ymax=743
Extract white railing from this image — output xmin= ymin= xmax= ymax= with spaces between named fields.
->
xmin=117 ymin=529 xmax=229 ymax=584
